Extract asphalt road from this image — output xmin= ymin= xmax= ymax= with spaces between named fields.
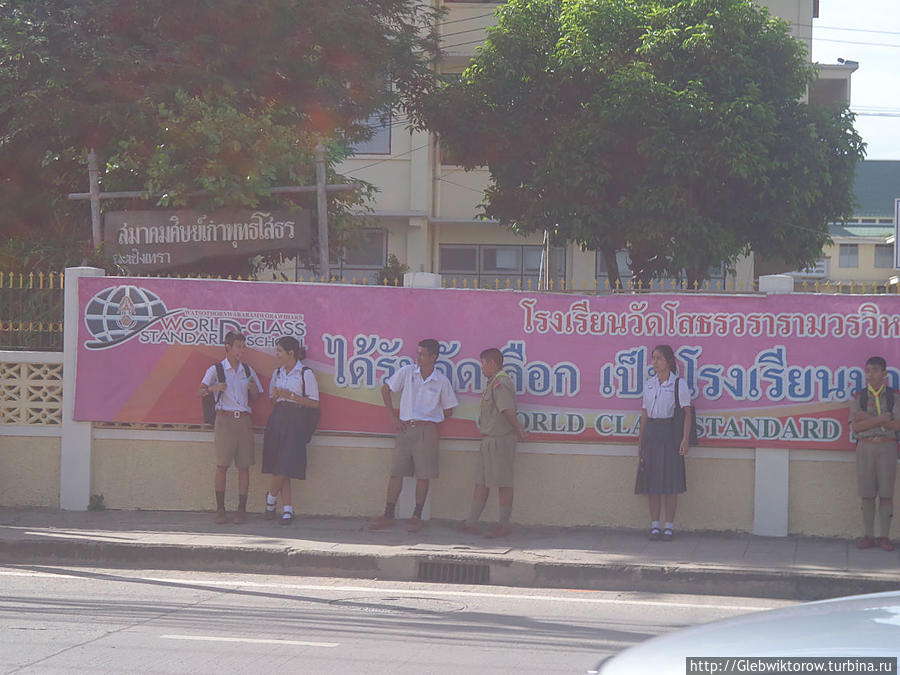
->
xmin=0 ymin=565 xmax=794 ymax=674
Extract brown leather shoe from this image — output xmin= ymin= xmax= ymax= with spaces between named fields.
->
xmin=877 ymin=537 xmax=895 ymax=552
xmin=407 ymin=516 xmax=423 ymax=533
xmin=856 ymin=536 xmax=876 ymax=549
xmin=215 ymin=509 xmax=229 ymax=525
xmin=368 ymin=515 xmax=394 ymax=530
xmin=233 ymin=510 xmax=247 ymax=525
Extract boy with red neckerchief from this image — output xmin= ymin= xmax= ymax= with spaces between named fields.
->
xmin=849 ymin=356 xmax=898 ymax=551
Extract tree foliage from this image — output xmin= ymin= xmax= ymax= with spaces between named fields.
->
xmin=0 ymin=0 xmax=440 ymax=272
xmin=416 ymin=0 xmax=864 ymax=286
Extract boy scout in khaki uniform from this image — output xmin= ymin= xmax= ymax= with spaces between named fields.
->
xmin=458 ymin=347 xmax=527 ymax=538
xmin=849 ymin=356 xmax=898 ymax=552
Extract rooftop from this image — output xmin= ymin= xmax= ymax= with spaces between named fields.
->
xmin=853 ymin=160 xmax=900 ymax=218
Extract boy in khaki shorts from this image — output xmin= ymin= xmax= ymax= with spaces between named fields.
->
xmin=458 ymin=347 xmax=527 ymax=538
xmin=370 ymin=338 xmax=458 ymax=533
xmin=849 ymin=356 xmax=898 ymax=551
xmin=198 ymin=331 xmax=262 ymax=524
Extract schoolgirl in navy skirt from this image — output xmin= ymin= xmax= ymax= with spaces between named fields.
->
xmin=262 ymin=336 xmax=319 ymax=524
xmin=636 ymin=345 xmax=691 ymax=541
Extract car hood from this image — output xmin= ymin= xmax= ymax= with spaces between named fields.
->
xmin=593 ymin=590 xmax=900 ymax=675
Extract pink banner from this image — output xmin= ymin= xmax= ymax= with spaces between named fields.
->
xmin=75 ymin=277 xmax=900 ymax=450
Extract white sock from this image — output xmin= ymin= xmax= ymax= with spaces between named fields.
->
xmin=665 ymin=522 xmax=674 ymax=531
xmin=283 ymin=505 xmax=294 ymax=515
xmin=651 ymin=521 xmax=660 ymax=530
xmin=266 ymin=493 xmax=277 ymax=509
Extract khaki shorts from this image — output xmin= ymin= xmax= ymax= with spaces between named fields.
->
xmin=390 ymin=422 xmax=439 ymax=479
xmin=856 ymin=439 xmax=898 ymax=498
xmin=214 ymin=412 xmax=255 ymax=469
xmin=477 ymin=434 xmax=517 ymax=488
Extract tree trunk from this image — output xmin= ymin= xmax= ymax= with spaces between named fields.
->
xmin=600 ymin=247 xmax=621 ymax=292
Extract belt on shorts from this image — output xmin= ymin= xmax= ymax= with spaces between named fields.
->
xmin=401 ymin=419 xmax=437 ymax=428
xmin=860 ymin=435 xmax=895 ymax=443
xmin=218 ymin=410 xmax=251 ymax=419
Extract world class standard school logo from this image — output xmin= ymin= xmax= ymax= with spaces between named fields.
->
xmin=83 ymin=283 xmax=308 ymax=350
xmin=84 ymin=285 xmax=170 ymax=349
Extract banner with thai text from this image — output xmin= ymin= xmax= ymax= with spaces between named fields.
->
xmin=74 ymin=276 xmax=900 ymax=450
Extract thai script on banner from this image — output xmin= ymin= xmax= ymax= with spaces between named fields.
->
xmin=323 ymin=335 xmax=579 ymax=397
xmin=520 ymin=298 xmax=900 ymax=339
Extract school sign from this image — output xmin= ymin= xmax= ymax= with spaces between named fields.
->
xmin=74 ymin=277 xmax=900 ymax=451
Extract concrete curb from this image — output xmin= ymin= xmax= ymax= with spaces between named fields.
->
xmin=2 ymin=538 xmax=897 ymax=601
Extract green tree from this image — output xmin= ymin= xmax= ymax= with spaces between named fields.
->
xmin=415 ymin=0 xmax=864 ymax=287
xmin=0 ymin=0 xmax=440 ymax=274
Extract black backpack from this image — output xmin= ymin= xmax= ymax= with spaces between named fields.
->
xmin=857 ymin=387 xmax=895 ymax=414
xmin=201 ymin=362 xmax=252 ymax=425
xmin=300 ymin=366 xmax=320 ymax=442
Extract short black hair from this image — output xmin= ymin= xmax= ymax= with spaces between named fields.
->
xmin=480 ymin=347 xmax=503 ymax=366
xmin=418 ymin=338 xmax=440 ymax=358
xmin=866 ymin=356 xmax=887 ymax=371
xmin=224 ymin=330 xmax=246 ymax=347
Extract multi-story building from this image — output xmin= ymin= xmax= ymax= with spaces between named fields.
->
xmin=313 ymin=1 xmax=856 ymax=289
xmin=783 ymin=160 xmax=900 ymax=288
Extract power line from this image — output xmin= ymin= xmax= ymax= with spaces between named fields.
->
xmin=813 ymin=37 xmax=900 ymax=48
xmin=437 ymin=176 xmax=487 ymax=195
xmin=441 ymin=11 xmax=497 ymax=26
xmin=343 ymin=142 xmax=433 ymax=175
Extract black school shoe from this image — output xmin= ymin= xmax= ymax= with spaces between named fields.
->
xmin=280 ymin=512 xmax=294 ymax=525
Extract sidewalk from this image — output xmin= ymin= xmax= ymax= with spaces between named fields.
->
xmin=0 ymin=507 xmax=896 ymax=601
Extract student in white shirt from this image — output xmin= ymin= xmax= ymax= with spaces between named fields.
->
xmin=635 ymin=344 xmax=692 ymax=542
xmin=369 ymin=338 xmax=458 ymax=533
xmin=197 ymin=331 xmax=262 ymax=524
xmin=261 ymin=336 xmax=319 ymax=525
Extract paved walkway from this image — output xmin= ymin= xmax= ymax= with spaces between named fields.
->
xmin=0 ymin=508 xmax=896 ymax=601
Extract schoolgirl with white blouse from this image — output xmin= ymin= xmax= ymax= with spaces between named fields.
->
xmin=635 ymin=344 xmax=692 ymax=542
xmin=261 ymin=336 xmax=319 ymax=524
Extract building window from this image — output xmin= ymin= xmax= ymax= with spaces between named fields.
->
xmin=325 ymin=229 xmax=388 ymax=281
xmin=875 ymin=244 xmax=894 ymax=269
xmin=439 ymin=244 xmax=565 ymax=286
xmin=839 ymin=244 xmax=858 ymax=268
xmin=350 ymin=110 xmax=392 ymax=155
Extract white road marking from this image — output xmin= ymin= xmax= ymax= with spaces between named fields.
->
xmin=0 ymin=568 xmax=782 ymax=612
xmin=160 ymin=635 xmax=338 ymax=648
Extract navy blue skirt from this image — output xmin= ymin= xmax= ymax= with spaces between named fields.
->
xmin=637 ymin=417 xmax=686 ymax=495
xmin=262 ymin=402 xmax=308 ymax=479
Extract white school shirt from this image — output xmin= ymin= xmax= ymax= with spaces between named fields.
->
xmin=201 ymin=358 xmax=262 ymax=413
xmin=269 ymin=360 xmax=319 ymax=403
xmin=642 ymin=373 xmax=691 ymax=419
xmin=385 ymin=364 xmax=458 ymax=423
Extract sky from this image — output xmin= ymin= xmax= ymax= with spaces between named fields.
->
xmin=812 ymin=1 xmax=900 ymax=160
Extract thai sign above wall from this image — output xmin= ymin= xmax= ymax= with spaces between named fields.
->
xmin=103 ymin=209 xmax=312 ymax=272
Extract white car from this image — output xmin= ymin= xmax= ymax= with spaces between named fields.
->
xmin=590 ymin=590 xmax=900 ymax=674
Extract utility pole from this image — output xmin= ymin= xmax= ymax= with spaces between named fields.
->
xmin=316 ymin=142 xmax=329 ymax=279
xmin=87 ymin=150 xmax=101 ymax=249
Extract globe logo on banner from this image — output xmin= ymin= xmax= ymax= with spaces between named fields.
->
xmin=84 ymin=285 xmax=169 ymax=348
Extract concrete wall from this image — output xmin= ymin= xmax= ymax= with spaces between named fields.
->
xmin=0 ymin=434 xmax=60 ymax=507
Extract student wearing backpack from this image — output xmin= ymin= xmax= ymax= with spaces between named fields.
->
xmin=635 ymin=344 xmax=692 ymax=542
xmin=198 ymin=330 xmax=263 ymax=524
xmin=850 ymin=356 xmax=898 ymax=552
xmin=261 ymin=336 xmax=319 ymax=525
